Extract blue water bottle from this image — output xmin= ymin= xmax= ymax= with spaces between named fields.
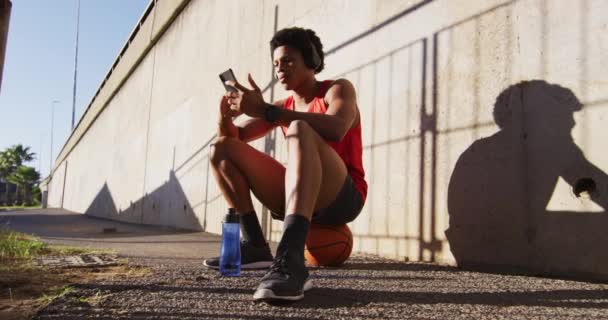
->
xmin=220 ymin=208 xmax=241 ymax=276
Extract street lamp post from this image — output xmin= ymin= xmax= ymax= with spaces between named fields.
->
xmin=0 ymin=0 xmax=12 ymax=93
xmin=71 ymin=0 xmax=80 ymax=131
xmin=49 ymin=100 xmax=60 ymax=174
xmin=39 ymin=133 xmax=43 ymax=174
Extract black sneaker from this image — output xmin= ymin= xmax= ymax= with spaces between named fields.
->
xmin=252 ymin=252 xmax=313 ymax=302
xmin=203 ymin=240 xmax=274 ymax=270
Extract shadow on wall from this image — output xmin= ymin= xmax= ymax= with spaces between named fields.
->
xmin=83 ymin=169 xmax=203 ymax=231
xmin=446 ymin=80 xmax=608 ymax=277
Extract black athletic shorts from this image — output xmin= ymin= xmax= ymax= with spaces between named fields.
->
xmin=270 ymin=175 xmax=364 ymax=225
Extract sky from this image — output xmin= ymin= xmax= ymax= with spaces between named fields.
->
xmin=0 ymin=0 xmax=150 ymax=178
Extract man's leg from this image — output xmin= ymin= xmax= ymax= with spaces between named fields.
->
xmin=254 ymin=120 xmax=348 ymax=302
xmin=284 ymin=120 xmax=348 ymax=218
xmin=210 ymin=136 xmax=286 ymax=214
xmin=205 ymin=136 xmax=287 ymax=269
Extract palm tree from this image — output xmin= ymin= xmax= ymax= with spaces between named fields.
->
xmin=9 ymin=144 xmax=35 ymax=166
xmin=0 ymin=145 xmax=36 ymax=205
xmin=0 ymin=150 xmax=15 ymax=204
xmin=7 ymin=166 xmax=40 ymax=205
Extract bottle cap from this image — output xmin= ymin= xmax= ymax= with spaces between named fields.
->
xmin=224 ymin=208 xmax=240 ymax=223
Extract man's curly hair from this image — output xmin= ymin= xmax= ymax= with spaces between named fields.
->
xmin=270 ymin=27 xmax=325 ymax=74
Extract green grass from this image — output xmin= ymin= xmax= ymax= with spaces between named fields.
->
xmin=38 ymin=285 xmax=75 ymax=305
xmin=0 ymin=228 xmax=48 ymax=260
xmin=40 ymin=286 xmax=112 ymax=307
xmin=77 ymin=289 xmax=112 ymax=305
xmin=0 ymin=229 xmax=127 ymax=313
xmin=0 ymin=228 xmax=116 ymax=260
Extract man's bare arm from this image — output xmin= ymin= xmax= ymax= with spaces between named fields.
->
xmin=236 ymin=99 xmax=285 ymax=143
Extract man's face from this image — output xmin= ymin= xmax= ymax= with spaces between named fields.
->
xmin=272 ymin=45 xmax=312 ymax=90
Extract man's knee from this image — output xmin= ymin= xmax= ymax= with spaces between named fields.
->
xmin=210 ymin=136 xmax=235 ymax=165
xmin=286 ymin=120 xmax=312 ymax=138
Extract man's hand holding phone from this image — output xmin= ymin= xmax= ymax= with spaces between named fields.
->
xmin=221 ymin=71 xmax=267 ymax=119
xmin=217 ymin=69 xmax=269 ymax=138
xmin=216 ymin=69 xmax=239 ymax=138
xmin=217 ymin=95 xmax=239 ymax=138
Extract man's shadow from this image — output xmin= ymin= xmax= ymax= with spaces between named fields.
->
xmin=446 ymin=80 xmax=608 ymax=278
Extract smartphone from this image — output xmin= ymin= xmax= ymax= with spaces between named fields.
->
xmin=219 ymin=68 xmax=238 ymax=92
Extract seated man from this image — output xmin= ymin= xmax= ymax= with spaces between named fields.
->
xmin=203 ymin=27 xmax=367 ymax=302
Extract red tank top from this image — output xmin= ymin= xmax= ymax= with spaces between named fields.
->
xmin=280 ymin=80 xmax=368 ymax=201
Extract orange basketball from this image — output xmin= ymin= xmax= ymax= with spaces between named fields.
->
xmin=304 ymin=224 xmax=353 ymax=267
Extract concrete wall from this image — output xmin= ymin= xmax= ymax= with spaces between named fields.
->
xmin=47 ymin=0 xmax=608 ymax=280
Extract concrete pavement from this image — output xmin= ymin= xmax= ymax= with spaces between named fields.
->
xmin=2 ymin=208 xmax=607 ymax=319
xmin=0 ymin=208 xmax=222 ymax=260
